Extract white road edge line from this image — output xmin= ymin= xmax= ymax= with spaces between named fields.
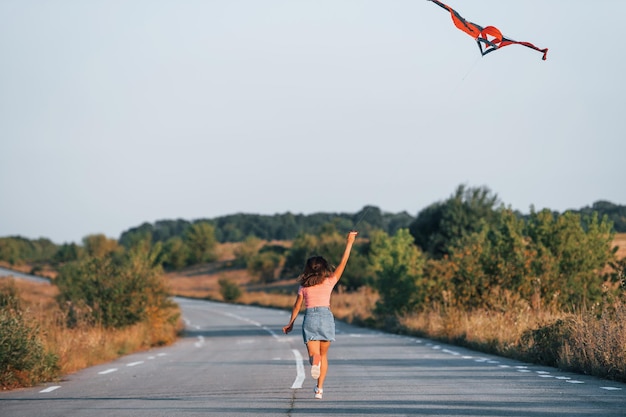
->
xmin=126 ymin=361 xmax=144 ymax=367
xmin=290 ymin=349 xmax=305 ymax=389
xmin=98 ymin=368 xmax=118 ymax=375
xmin=39 ymin=386 xmax=61 ymax=393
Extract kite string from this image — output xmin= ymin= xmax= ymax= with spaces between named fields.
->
xmin=352 ymin=206 xmax=371 ymax=231
xmin=438 ymin=54 xmax=482 ymax=107
xmin=460 ymin=55 xmax=481 ymax=81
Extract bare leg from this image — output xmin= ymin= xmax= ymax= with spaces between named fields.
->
xmin=317 ymin=341 xmax=331 ymax=389
xmin=306 ymin=340 xmax=321 ymax=365
xmin=306 ymin=340 xmax=322 ymax=380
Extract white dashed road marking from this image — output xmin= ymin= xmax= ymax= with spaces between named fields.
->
xmin=37 ymin=349 xmax=170 ymax=395
xmin=431 ymin=342 xmax=619 ymax=392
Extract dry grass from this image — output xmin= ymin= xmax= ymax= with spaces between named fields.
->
xmin=613 ymin=233 xmax=626 ymax=259
xmin=166 ymin=263 xmax=251 ymax=300
xmin=331 ymin=286 xmax=379 ymax=324
xmin=559 ymin=301 xmax=626 ymax=380
xmin=398 ymin=301 xmax=565 ymax=354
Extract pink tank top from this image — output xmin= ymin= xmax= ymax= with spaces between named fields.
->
xmin=298 ymin=275 xmax=339 ymax=308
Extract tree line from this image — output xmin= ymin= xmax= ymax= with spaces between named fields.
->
xmin=117 ymin=206 xmax=414 ymax=245
xmin=1 ymin=186 xmax=624 ymax=275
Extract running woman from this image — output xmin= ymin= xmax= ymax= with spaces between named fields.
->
xmin=282 ymin=230 xmax=358 ymax=399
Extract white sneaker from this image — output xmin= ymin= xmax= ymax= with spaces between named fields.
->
xmin=311 ymin=363 xmax=321 ymax=379
xmin=314 ymin=386 xmax=323 ymax=399
xmin=311 ymin=355 xmax=321 ymax=379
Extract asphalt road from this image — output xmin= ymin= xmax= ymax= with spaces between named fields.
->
xmin=0 ymin=266 xmax=50 ymax=283
xmin=1 ymin=296 xmax=625 ymax=417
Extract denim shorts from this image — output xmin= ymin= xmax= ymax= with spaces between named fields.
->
xmin=302 ymin=306 xmax=335 ymax=343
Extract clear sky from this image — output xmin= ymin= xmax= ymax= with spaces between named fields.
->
xmin=1 ymin=0 xmax=625 ymax=244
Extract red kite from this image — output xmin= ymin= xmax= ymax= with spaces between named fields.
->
xmin=429 ymin=0 xmax=548 ymax=60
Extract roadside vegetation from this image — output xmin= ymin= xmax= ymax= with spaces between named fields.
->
xmin=0 ymin=238 xmax=181 ymax=390
xmin=1 ymin=184 xmax=625 ymax=389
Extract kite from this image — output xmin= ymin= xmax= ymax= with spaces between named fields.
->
xmin=428 ymin=0 xmax=548 ymax=60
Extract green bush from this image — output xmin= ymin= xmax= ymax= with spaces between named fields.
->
xmin=55 ymin=245 xmax=170 ymax=329
xmin=369 ymin=229 xmax=426 ymax=316
xmin=247 ymin=251 xmax=282 ymax=283
xmin=423 ymin=208 xmax=617 ymax=311
xmin=0 ymin=284 xmax=58 ymax=389
xmin=219 ymin=278 xmax=242 ymax=302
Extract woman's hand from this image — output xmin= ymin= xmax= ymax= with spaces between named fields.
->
xmin=283 ymin=323 xmax=294 ymax=334
xmin=347 ymin=230 xmax=358 ymax=242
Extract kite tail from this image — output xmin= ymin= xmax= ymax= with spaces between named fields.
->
xmin=427 ymin=0 xmax=448 ymax=12
xmin=513 ymin=40 xmax=548 ymax=60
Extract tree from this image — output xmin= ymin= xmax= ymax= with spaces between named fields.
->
xmin=525 ymin=209 xmax=615 ymax=309
xmin=82 ymin=234 xmax=121 ymax=259
xmin=184 ymin=222 xmax=217 ymax=265
xmin=576 ymin=200 xmax=626 ymax=233
xmin=118 ymin=222 xmax=154 ymax=248
xmin=409 ymin=184 xmax=500 ymax=258
xmin=53 ymin=243 xmax=84 ymax=264
xmin=281 ymin=233 xmax=318 ymax=278
xmin=0 ymin=239 xmax=20 ymax=265
xmin=0 ymin=237 xmax=59 ymax=265
xmin=442 ymin=209 xmax=535 ymax=309
xmin=248 ymin=252 xmax=282 ymax=283
xmin=55 ymin=245 xmax=169 ymax=328
xmin=369 ymin=229 xmax=426 ymax=316
xmin=280 ymin=226 xmax=368 ymax=289
xmin=233 ymin=236 xmax=264 ymax=268
xmin=161 ymin=237 xmax=188 ymax=270
xmin=436 ymin=208 xmax=617 ymax=311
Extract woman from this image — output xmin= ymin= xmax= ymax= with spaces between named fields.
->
xmin=282 ymin=230 xmax=358 ymax=399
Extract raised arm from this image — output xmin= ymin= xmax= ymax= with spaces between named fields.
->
xmin=333 ymin=231 xmax=358 ymax=281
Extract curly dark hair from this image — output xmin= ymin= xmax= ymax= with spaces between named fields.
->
xmin=298 ymin=256 xmax=335 ymax=287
